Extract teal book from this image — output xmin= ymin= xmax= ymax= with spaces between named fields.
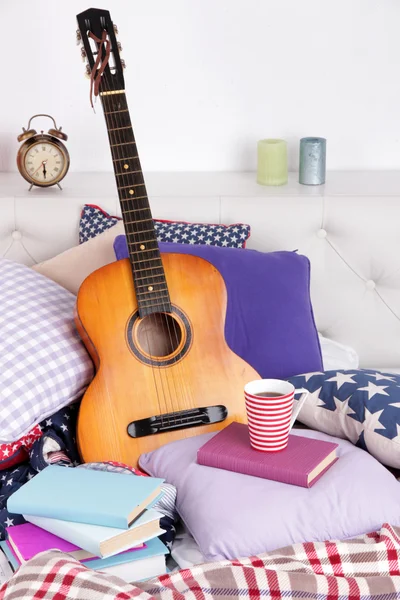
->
xmin=7 ymin=465 xmax=164 ymax=529
xmin=87 ymin=536 xmax=168 ymax=582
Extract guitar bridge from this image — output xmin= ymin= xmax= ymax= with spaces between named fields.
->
xmin=127 ymin=405 xmax=227 ymax=438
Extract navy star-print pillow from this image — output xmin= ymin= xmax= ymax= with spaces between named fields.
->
xmin=288 ymin=369 xmax=400 ymax=468
xmin=79 ymin=204 xmax=251 ymax=248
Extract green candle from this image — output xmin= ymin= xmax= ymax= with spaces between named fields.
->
xmin=257 ymin=139 xmax=288 ymax=186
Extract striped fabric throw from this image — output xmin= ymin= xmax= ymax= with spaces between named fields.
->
xmin=2 ymin=523 xmax=400 ymax=600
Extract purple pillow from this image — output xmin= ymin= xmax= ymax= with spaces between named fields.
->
xmin=139 ymin=428 xmax=400 ymax=561
xmin=114 ymin=238 xmax=323 ymax=379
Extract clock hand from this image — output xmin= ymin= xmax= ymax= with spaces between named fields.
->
xmin=43 ymin=162 xmax=47 ymax=179
xmin=32 ymin=162 xmax=44 ymax=178
xmin=32 ymin=160 xmax=48 ymax=178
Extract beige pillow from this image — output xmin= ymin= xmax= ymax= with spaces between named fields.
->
xmin=33 ymin=222 xmax=124 ymax=295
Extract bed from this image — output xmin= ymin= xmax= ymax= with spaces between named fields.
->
xmin=1 ymin=170 xmax=400 ymax=597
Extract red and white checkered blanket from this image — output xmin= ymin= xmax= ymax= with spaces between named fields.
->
xmin=2 ymin=523 xmax=400 ymax=600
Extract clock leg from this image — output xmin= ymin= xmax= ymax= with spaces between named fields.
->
xmin=57 ymin=183 xmax=63 ymax=190
xmin=28 ymin=183 xmax=33 ymax=191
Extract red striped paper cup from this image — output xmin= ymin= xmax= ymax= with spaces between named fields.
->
xmin=244 ymin=379 xmax=296 ymax=452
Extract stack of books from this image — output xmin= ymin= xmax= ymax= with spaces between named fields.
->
xmin=4 ymin=465 xmax=169 ymax=582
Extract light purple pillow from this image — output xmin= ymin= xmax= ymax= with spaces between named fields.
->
xmin=0 ymin=260 xmax=94 ymax=443
xmin=139 ymin=428 xmax=400 ymax=562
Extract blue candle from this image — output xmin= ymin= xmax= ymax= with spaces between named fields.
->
xmin=299 ymin=137 xmax=326 ymax=185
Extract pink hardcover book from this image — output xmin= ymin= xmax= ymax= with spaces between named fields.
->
xmin=197 ymin=422 xmax=339 ymax=488
xmin=6 ymin=523 xmax=145 ymax=563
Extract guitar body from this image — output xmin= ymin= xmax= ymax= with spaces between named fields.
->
xmin=76 ymin=253 xmax=260 ymax=466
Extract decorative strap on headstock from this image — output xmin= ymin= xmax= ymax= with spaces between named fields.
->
xmin=88 ymin=30 xmax=111 ymax=108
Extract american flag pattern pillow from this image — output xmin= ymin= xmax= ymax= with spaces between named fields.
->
xmin=289 ymin=369 xmax=400 ymax=468
xmin=79 ymin=204 xmax=251 ymax=248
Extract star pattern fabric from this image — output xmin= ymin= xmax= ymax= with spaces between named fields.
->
xmin=79 ymin=204 xmax=251 ymax=248
xmin=0 ymin=403 xmax=177 ymax=549
xmin=0 ymin=425 xmax=42 ymax=471
xmin=79 ymin=205 xmax=120 ymax=242
xmin=289 ymin=369 xmax=400 ymax=468
xmin=0 ymin=404 xmax=79 ymax=541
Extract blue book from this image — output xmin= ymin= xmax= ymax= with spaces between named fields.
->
xmin=7 ymin=465 xmax=164 ymax=529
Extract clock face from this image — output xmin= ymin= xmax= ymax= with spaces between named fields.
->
xmin=23 ymin=141 xmax=66 ymax=184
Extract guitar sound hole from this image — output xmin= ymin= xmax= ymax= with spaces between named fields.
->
xmin=136 ymin=313 xmax=183 ymax=358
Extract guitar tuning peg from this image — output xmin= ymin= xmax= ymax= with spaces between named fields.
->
xmin=117 ymin=41 xmax=123 ymax=52
xmin=120 ymin=59 xmax=126 ymax=69
xmin=76 ymin=29 xmax=82 ymax=45
xmin=84 ymin=64 xmax=91 ymax=79
xmin=81 ymin=47 xmax=87 ymax=62
xmin=113 ymin=24 xmax=118 ymax=35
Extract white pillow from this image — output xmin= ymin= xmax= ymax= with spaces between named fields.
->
xmin=318 ymin=334 xmax=359 ymax=371
xmin=33 ymin=222 xmax=125 ymax=295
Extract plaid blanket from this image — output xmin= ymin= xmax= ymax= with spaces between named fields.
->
xmin=2 ymin=523 xmax=400 ymax=600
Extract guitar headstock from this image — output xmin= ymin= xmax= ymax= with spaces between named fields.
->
xmin=76 ymin=8 xmax=125 ymax=92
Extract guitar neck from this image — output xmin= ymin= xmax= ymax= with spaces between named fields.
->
xmin=100 ymin=91 xmax=171 ymax=317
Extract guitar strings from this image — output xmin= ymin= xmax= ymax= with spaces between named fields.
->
xmin=98 ymin=30 xmax=197 ymax=427
xmin=97 ymin=48 xmax=198 ymax=426
xmin=100 ymin=62 xmax=191 ymax=426
xmin=108 ymin=80 xmax=197 ymax=429
xmin=103 ymin=86 xmax=173 ymax=424
xmin=99 ymin=71 xmax=169 ymax=424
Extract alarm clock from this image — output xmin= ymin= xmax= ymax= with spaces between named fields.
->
xmin=17 ymin=114 xmax=70 ymax=190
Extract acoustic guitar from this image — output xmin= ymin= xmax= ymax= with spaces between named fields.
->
xmin=75 ymin=8 xmax=260 ymax=467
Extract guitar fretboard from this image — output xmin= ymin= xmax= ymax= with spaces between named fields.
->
xmin=100 ymin=91 xmax=171 ymax=317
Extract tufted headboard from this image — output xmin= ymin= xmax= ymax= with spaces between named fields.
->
xmin=1 ymin=171 xmax=399 ymax=372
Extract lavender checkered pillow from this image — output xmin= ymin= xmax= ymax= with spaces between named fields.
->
xmin=79 ymin=204 xmax=251 ymax=248
xmin=0 ymin=260 xmax=94 ymax=443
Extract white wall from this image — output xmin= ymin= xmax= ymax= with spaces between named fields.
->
xmin=1 ymin=0 xmax=400 ymax=173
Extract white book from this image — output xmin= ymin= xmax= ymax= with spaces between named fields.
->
xmin=101 ymin=553 xmax=166 ymax=583
xmin=24 ymin=509 xmax=164 ymax=559
xmin=0 ymin=546 xmax=13 ymax=585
